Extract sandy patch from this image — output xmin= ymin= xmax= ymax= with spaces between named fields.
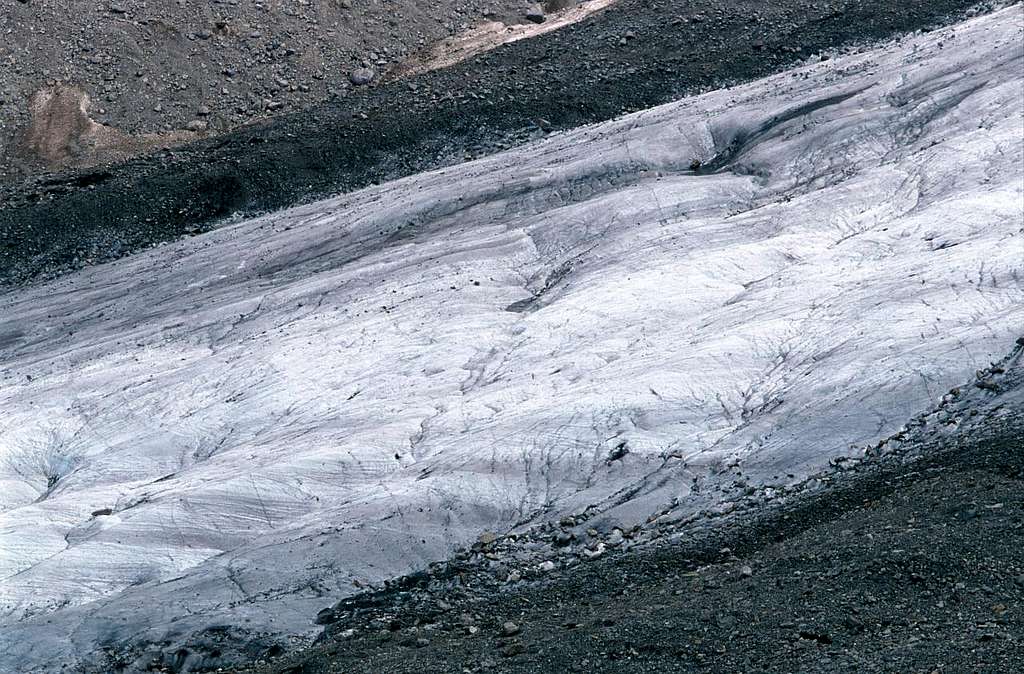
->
xmin=15 ymin=86 xmax=198 ymax=170
xmin=391 ymin=0 xmax=619 ymax=79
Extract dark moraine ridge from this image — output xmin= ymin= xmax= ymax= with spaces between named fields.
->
xmin=0 ymin=0 xmax=1001 ymax=286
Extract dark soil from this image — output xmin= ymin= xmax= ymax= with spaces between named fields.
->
xmin=0 ymin=0 xmax=1000 ymax=287
xmin=242 ymin=356 xmax=1024 ymax=674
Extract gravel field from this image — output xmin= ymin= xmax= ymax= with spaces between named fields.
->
xmin=0 ymin=0 xmax=544 ymax=173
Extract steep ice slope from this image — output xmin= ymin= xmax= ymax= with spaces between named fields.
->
xmin=1 ymin=6 xmax=1022 ymax=671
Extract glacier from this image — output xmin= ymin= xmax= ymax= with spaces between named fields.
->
xmin=1 ymin=6 xmax=1022 ymax=671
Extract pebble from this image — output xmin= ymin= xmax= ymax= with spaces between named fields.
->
xmin=501 ymin=642 xmax=526 ymax=657
xmin=501 ymin=621 xmax=520 ymax=636
xmin=349 ymin=68 xmax=375 ymax=86
xmin=525 ymin=4 xmax=546 ymax=23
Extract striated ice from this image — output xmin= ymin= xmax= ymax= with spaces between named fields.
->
xmin=0 ymin=6 xmax=1022 ymax=671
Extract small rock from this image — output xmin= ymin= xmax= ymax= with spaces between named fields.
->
xmin=606 ymin=442 xmax=629 ymax=463
xmin=186 ymin=120 xmax=208 ymax=132
xmin=739 ymin=565 xmax=753 ymax=578
xmin=798 ymin=630 xmax=833 ymax=645
xmin=501 ymin=642 xmax=525 ymax=657
xmin=315 ymin=608 xmax=338 ymax=625
xmin=501 ymin=621 xmax=520 ymax=637
xmin=525 ymin=4 xmax=545 ymax=23
xmin=349 ymin=68 xmax=375 ymax=86
xmin=539 ymin=560 xmax=556 ymax=572
xmin=477 ymin=531 xmax=497 ymax=545
xmin=91 ymin=508 xmax=113 ymax=517
xmin=196 ymin=105 xmax=211 ymax=116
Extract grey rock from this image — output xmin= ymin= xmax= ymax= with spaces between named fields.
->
xmin=349 ymin=68 xmax=375 ymax=86
xmin=525 ymin=4 xmax=545 ymax=23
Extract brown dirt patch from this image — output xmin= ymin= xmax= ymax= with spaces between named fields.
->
xmin=15 ymin=86 xmax=195 ymax=170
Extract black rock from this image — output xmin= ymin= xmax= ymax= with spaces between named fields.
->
xmin=315 ymin=608 xmax=340 ymax=625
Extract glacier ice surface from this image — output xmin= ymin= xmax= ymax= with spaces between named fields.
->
xmin=1 ymin=6 xmax=1022 ymax=671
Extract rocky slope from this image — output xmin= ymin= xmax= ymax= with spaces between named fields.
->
xmin=0 ymin=0 xmax=546 ymax=173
